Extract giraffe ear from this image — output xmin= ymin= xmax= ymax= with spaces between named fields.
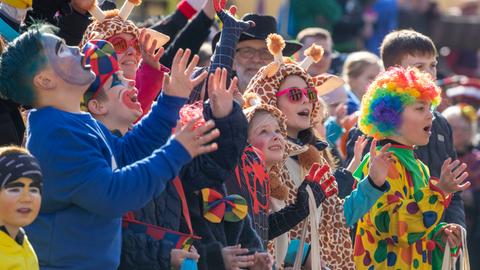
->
xmin=312 ymin=74 xmax=344 ymax=96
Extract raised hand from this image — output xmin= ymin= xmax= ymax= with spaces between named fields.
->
xmin=221 ymin=245 xmax=255 ymax=270
xmin=347 ymin=135 xmax=369 ymax=173
xmin=208 ymin=68 xmax=237 ymax=118
xmin=368 ymin=140 xmax=393 ymax=187
xmin=163 ymin=49 xmax=208 ymax=98
xmin=139 ymin=28 xmax=164 ymax=70
xmin=173 ymin=118 xmax=219 ymax=158
xmin=433 ymin=158 xmax=470 ymax=195
xmin=305 ymin=163 xmax=337 ymax=197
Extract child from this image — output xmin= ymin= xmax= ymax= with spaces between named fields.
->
xmin=0 ymin=146 xmax=42 ymax=270
xmin=345 ymin=29 xmax=467 ymax=231
xmin=0 ymin=24 xmax=217 ymax=269
xmin=237 ymin=103 xmax=338 ymax=267
xmin=343 ymin=51 xmax=382 ymax=115
xmin=80 ymin=39 xmax=200 ymax=269
xmin=80 ymin=0 xmax=171 ymax=119
xmin=243 ymin=33 xmax=391 ymax=269
xmin=353 ymin=66 xmax=470 ymax=269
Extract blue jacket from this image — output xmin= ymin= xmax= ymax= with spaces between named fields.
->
xmin=25 ymin=93 xmax=191 ymax=270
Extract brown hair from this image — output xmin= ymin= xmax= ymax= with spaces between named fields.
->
xmin=380 ymin=29 xmax=437 ymax=69
xmin=296 ymin=27 xmax=332 ymax=45
xmin=342 ymin=51 xmax=381 ymax=80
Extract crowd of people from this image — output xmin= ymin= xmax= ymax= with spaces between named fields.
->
xmin=0 ymin=0 xmax=478 ymax=269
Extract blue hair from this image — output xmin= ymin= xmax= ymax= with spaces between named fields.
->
xmin=0 ymin=24 xmax=57 ymax=106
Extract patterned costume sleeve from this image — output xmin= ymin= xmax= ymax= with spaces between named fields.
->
xmin=359 ymin=155 xmax=448 ymax=247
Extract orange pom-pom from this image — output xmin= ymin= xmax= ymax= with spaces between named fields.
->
xmin=304 ymin=44 xmax=324 ymax=63
xmin=128 ymin=0 xmax=142 ymax=5
xmin=104 ymin=9 xmax=120 ymax=19
xmin=266 ymin=33 xmax=285 ymax=56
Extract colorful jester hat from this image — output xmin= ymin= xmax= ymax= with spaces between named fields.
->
xmin=242 ymin=33 xmax=344 ymax=127
xmin=358 ymin=66 xmax=441 ymax=140
xmin=79 ymin=0 xmax=169 ymax=50
xmin=81 ymin=40 xmax=119 ymax=109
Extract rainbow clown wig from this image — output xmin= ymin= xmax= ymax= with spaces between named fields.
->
xmin=358 ymin=66 xmax=441 ymax=139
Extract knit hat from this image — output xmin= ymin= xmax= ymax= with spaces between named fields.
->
xmin=358 ymin=66 xmax=441 ymax=139
xmin=0 ymin=150 xmax=42 ymax=189
xmin=79 ymin=0 xmax=170 ymax=49
xmin=242 ymin=33 xmax=344 ymax=127
xmin=81 ymin=40 xmax=119 ymax=108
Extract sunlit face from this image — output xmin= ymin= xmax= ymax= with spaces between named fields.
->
xmin=348 ymin=63 xmax=381 ymax=98
xmin=399 ymin=54 xmax=437 ymax=79
xmin=40 ymin=33 xmax=95 ymax=86
xmin=234 ymin=39 xmax=273 ymax=92
xmin=108 ymin=33 xmax=141 ymax=80
xmin=300 ymin=36 xmax=333 ymax=76
xmin=248 ymin=112 xmax=285 ymax=167
xmin=276 ymin=75 xmax=313 ymax=137
xmin=393 ymin=102 xmax=434 ymax=146
xmin=101 ymin=71 xmax=142 ymax=125
xmin=0 ymin=178 xmax=41 ymax=228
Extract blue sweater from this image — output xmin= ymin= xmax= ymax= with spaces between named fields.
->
xmin=25 ymin=93 xmax=191 ymax=270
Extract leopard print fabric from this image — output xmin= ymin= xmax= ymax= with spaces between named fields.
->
xmin=80 ymin=15 xmax=139 ymax=47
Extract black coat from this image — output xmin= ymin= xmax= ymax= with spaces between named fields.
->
xmin=0 ymin=99 xmax=24 ymax=146
xmin=120 ymin=102 xmax=260 ymax=270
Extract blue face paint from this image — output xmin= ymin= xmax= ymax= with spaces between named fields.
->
xmin=40 ymin=33 xmax=95 ymax=86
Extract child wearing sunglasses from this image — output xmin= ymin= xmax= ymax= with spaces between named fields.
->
xmin=80 ymin=1 xmax=171 ymax=121
xmin=0 ymin=146 xmax=43 ymax=270
xmin=243 ymin=34 xmax=392 ymax=269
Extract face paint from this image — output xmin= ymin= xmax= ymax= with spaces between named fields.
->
xmin=0 ymin=177 xmax=41 ymax=228
xmin=39 ymin=34 xmax=95 ymax=86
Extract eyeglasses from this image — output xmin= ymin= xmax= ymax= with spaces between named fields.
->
xmin=107 ymin=36 xmax=140 ymax=54
xmin=236 ymin=47 xmax=273 ymax=61
xmin=276 ymin=87 xmax=317 ymax=103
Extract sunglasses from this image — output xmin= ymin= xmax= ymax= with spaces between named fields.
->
xmin=276 ymin=87 xmax=317 ymax=103
xmin=107 ymin=36 xmax=140 ymax=54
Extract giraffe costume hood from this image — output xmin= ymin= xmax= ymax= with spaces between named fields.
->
xmin=243 ymin=34 xmax=355 ymax=269
xmin=79 ymin=0 xmax=169 ymax=49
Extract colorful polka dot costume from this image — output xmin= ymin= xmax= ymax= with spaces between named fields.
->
xmin=358 ymin=67 xmax=441 ymax=140
xmin=353 ymin=67 xmax=449 ymax=269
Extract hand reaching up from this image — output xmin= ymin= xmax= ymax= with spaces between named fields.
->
xmin=346 ymin=135 xmax=369 ymax=173
xmin=305 ymin=163 xmax=337 ymax=198
xmin=297 ymin=163 xmax=337 ymax=208
xmin=163 ymin=49 xmax=208 ymax=98
xmin=432 ymin=158 xmax=470 ymax=195
xmin=174 ymin=118 xmax=219 ymax=158
xmin=208 ymin=68 xmax=237 ymax=118
xmin=368 ymin=140 xmax=393 ymax=188
xmin=139 ymin=28 xmax=164 ymax=70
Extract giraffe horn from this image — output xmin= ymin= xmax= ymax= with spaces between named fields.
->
xmin=88 ymin=4 xmax=106 ymax=23
xmin=119 ymin=0 xmax=142 ymax=21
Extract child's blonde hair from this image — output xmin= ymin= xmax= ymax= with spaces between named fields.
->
xmin=342 ymin=51 xmax=382 ymax=83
